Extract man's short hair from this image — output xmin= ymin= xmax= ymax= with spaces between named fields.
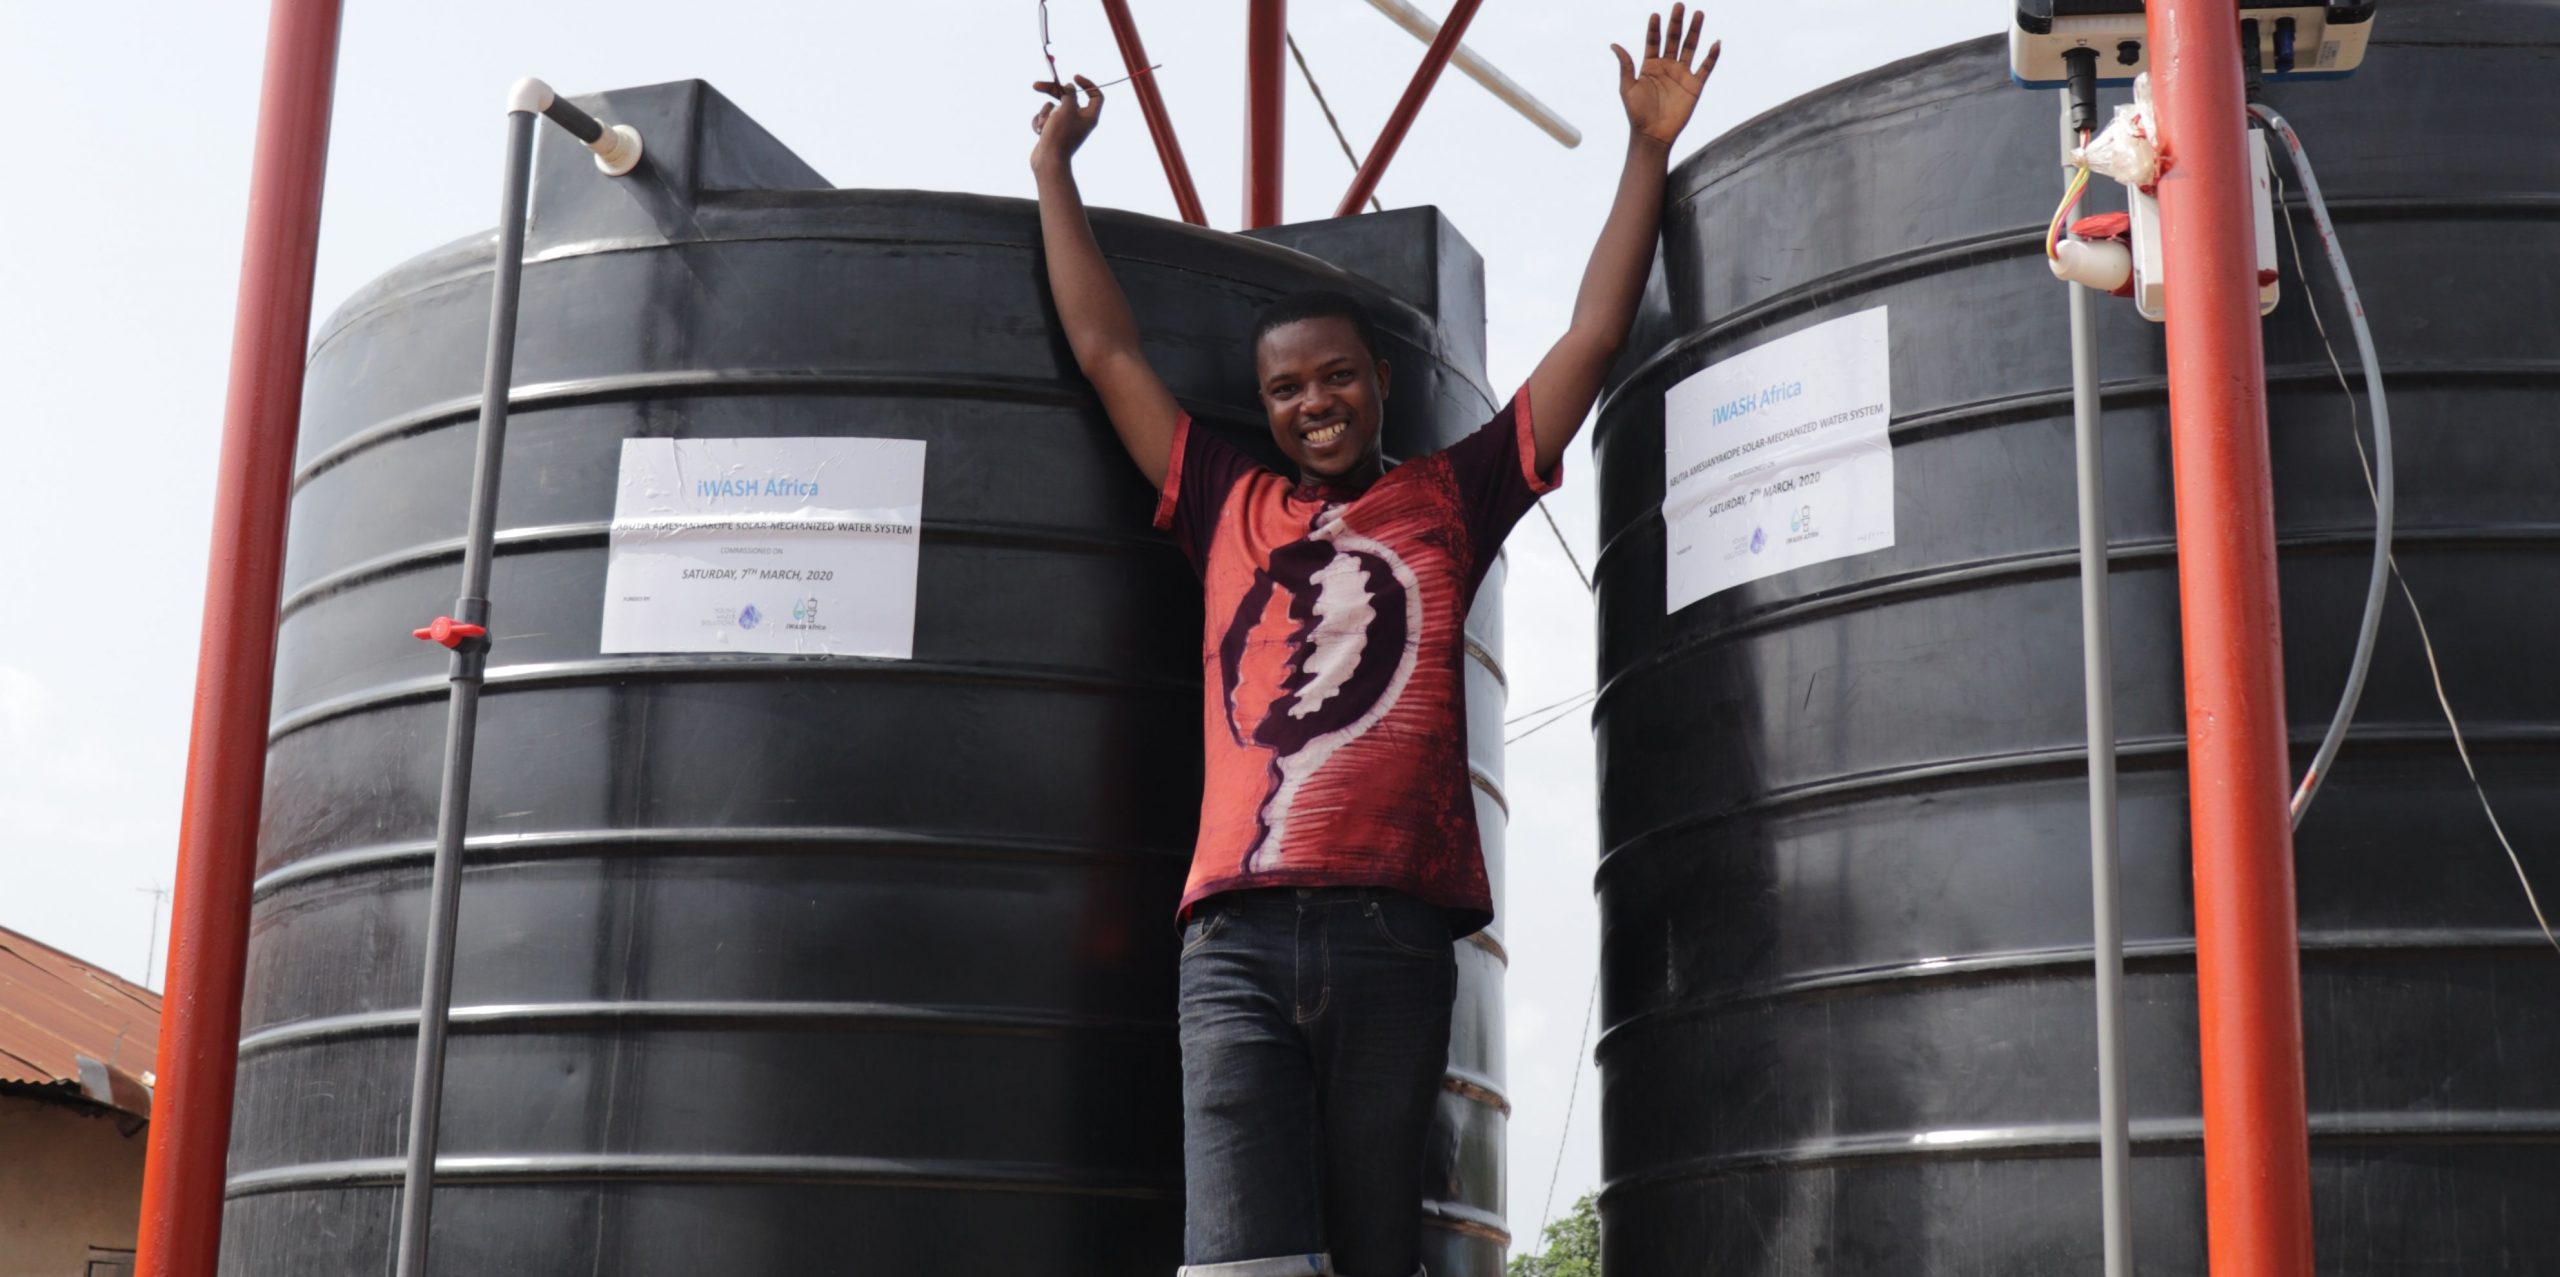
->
xmin=1251 ymin=290 xmax=1385 ymax=364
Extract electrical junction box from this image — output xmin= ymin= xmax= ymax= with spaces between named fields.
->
xmin=2012 ymin=2 xmax=2377 ymax=87
xmin=2126 ymin=125 xmax=2279 ymax=321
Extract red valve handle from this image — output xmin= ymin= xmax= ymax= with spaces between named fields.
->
xmin=412 ymin=616 xmax=489 ymax=649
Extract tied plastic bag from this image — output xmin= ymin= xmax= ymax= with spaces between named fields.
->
xmin=2075 ymin=72 xmax=2159 ymax=189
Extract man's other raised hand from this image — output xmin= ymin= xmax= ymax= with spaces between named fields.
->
xmin=1031 ymin=76 xmax=1104 ymax=173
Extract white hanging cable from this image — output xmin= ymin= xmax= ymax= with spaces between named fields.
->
xmin=1287 ymin=32 xmax=1385 ymax=214
xmin=2387 ymin=570 xmax=2560 ymax=953
xmin=1507 ymin=688 xmax=1600 ymax=726
xmin=1530 ymin=967 xmax=1603 ymax=1257
xmin=1538 ymin=501 xmax=1595 ymax=593
xmin=1517 ymin=450 xmax=1602 ymax=1256
xmin=1506 ymin=693 xmax=1597 ymax=745
xmin=1506 ymin=495 xmax=1598 ymax=745
xmin=2262 ymin=108 xmax=2560 ymax=955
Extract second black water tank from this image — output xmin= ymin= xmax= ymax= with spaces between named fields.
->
xmin=1592 ymin=8 xmax=2560 ymax=1272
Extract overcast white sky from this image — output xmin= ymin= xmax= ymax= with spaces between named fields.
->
xmin=0 ymin=0 xmax=1994 ymax=1235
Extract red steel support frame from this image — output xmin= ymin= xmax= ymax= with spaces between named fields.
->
xmin=2146 ymin=1 xmax=2315 ymax=1272
xmin=1334 ymin=0 xmax=1483 ymax=218
xmin=136 ymin=1 xmax=343 ymax=1274
xmin=1099 ymin=0 xmax=1207 ymax=226
xmin=1246 ymin=0 xmax=1288 ymax=227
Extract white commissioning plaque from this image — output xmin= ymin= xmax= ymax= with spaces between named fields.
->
xmin=600 ymin=436 xmax=927 ymax=658
xmin=1662 ymin=306 xmax=1895 ymax=613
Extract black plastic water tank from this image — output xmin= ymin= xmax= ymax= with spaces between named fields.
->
xmin=222 ymin=82 xmax=1512 ymax=1276
xmin=1591 ymin=8 xmax=2560 ymax=1272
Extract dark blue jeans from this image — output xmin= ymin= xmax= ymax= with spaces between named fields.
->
xmin=1176 ymin=887 xmax=1458 ymax=1277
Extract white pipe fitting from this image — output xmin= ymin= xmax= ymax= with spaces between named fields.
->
xmin=2052 ymin=237 xmax=2133 ymax=293
xmin=507 ymin=76 xmax=555 ymax=115
xmin=590 ymin=124 xmax=643 ymax=177
xmin=507 ymin=75 xmax=643 ymax=176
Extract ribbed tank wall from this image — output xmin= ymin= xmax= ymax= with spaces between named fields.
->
xmin=221 ymin=81 xmax=1509 ymax=1276
xmin=1591 ymin=9 xmax=2560 ymax=1273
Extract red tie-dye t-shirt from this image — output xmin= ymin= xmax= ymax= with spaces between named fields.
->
xmin=1152 ymin=389 xmax=1556 ymax=936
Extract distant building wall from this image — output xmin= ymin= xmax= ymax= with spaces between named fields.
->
xmin=0 ymin=1093 xmax=144 ymax=1277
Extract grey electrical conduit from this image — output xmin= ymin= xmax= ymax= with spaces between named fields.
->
xmin=2251 ymin=103 xmax=2395 ymax=829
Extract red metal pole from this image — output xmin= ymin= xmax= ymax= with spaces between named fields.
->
xmin=1245 ymin=0 xmax=1287 ymax=228
xmin=1334 ymin=0 xmax=1483 ymax=218
xmin=2146 ymin=2 xmax=2315 ymax=1273
xmin=1099 ymin=0 xmax=1207 ymax=226
xmin=136 ymin=1 xmax=342 ymax=1274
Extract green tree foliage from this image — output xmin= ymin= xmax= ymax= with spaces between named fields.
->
xmin=1508 ymin=1192 xmax=1601 ymax=1277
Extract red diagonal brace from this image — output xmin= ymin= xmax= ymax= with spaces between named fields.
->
xmin=1335 ymin=0 xmax=1485 ymax=218
xmin=1098 ymin=0 xmax=1206 ymax=226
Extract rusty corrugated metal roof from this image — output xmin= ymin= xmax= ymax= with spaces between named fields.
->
xmin=0 ymin=925 xmax=160 ymax=1116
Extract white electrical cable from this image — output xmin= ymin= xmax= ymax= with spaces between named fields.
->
xmin=1530 ymin=967 xmax=1603 ymax=1259
xmin=1507 ymin=688 xmax=1598 ymax=726
xmin=1506 ymin=692 xmax=1596 ymax=745
xmin=1288 ymin=32 xmax=1385 ymax=214
xmin=2265 ymin=112 xmax=2560 ymax=956
xmin=1539 ymin=500 xmax=1596 ymax=594
xmin=1504 ymin=495 xmax=1599 ymax=744
xmin=2250 ymin=105 xmax=2394 ymax=828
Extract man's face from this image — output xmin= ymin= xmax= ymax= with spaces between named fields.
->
xmin=1255 ymin=316 xmax=1391 ymax=482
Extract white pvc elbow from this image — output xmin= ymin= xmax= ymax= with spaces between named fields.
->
xmin=508 ymin=77 xmax=555 ymax=115
xmin=507 ymin=75 xmax=644 ymax=176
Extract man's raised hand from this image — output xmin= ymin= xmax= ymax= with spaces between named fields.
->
xmin=1612 ymin=4 xmax=1720 ymax=147
xmin=1031 ymin=76 xmax=1104 ymax=172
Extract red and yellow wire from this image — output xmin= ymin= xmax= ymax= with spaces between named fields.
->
xmin=2048 ymin=129 xmax=2096 ymax=262
xmin=2048 ymin=164 xmax=2093 ymax=260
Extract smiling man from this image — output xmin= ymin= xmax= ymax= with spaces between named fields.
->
xmin=1029 ymin=9 xmax=1718 ymax=1275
